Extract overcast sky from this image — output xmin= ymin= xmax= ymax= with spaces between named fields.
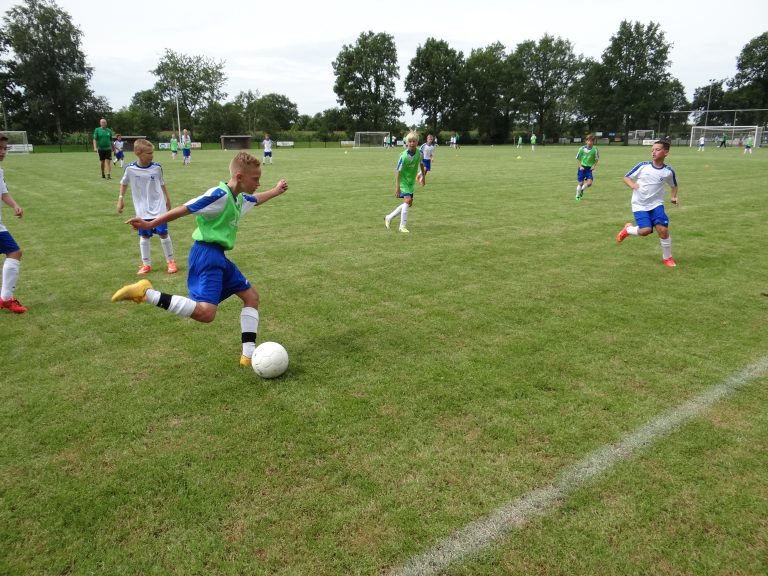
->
xmin=8 ymin=0 xmax=766 ymax=123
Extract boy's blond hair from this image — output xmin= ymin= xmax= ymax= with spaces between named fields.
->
xmin=405 ymin=131 xmax=419 ymax=143
xmin=229 ymin=152 xmax=261 ymax=176
xmin=585 ymin=133 xmax=595 ymax=142
xmin=133 ymin=138 xmax=154 ymax=153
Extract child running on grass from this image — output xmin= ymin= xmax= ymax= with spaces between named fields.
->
xmin=0 ymin=133 xmax=27 ymax=313
xmin=616 ymin=137 xmax=679 ymax=267
xmin=112 ymin=152 xmax=289 ymax=366
xmin=385 ymin=131 xmax=426 ymax=233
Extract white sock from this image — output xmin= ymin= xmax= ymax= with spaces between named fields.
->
xmin=1 ymin=258 xmax=21 ymax=300
xmin=660 ymin=237 xmax=672 ymax=260
xmin=139 ymin=236 xmax=151 ymax=266
xmin=160 ymin=237 xmax=175 ymax=262
xmin=627 ymin=225 xmax=640 ymax=236
xmin=400 ymin=203 xmax=409 ymax=228
xmin=240 ymin=307 xmax=260 ymax=358
xmin=145 ymin=289 xmax=196 ymax=317
xmin=386 ymin=204 xmax=403 ymax=222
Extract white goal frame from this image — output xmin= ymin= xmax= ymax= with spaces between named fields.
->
xmin=631 ymin=129 xmax=655 ymax=141
xmin=689 ymin=125 xmax=761 ymax=148
xmin=1 ymin=130 xmax=32 ymax=153
xmin=354 ymin=131 xmax=390 ymax=148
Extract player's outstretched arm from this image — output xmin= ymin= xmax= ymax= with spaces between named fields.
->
xmin=254 ymin=179 xmax=288 ymax=205
xmin=126 ymin=205 xmax=190 ymax=230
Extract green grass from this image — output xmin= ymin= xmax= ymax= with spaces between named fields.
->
xmin=1 ymin=144 xmax=767 ymax=575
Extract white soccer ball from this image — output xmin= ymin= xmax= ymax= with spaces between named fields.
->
xmin=251 ymin=341 xmax=289 ymax=378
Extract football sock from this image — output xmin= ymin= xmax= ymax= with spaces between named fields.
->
xmin=139 ymin=236 xmax=151 ymax=266
xmin=1 ymin=257 xmax=20 ymax=300
xmin=660 ymin=237 xmax=672 ymax=260
xmin=145 ymin=289 xmax=196 ymax=317
xmin=399 ymin=203 xmax=409 ymax=228
xmin=160 ymin=237 xmax=175 ymax=262
xmin=386 ymin=204 xmax=403 ymax=223
xmin=627 ymin=225 xmax=640 ymax=236
xmin=240 ymin=307 xmax=260 ymax=358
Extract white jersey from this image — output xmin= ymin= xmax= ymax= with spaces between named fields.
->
xmin=113 ymin=139 xmax=124 ymax=154
xmin=625 ymin=161 xmax=677 ymax=212
xmin=120 ymin=161 xmax=167 ymax=219
xmin=262 ymin=139 xmax=273 ymax=153
xmin=420 ymin=142 xmax=436 ymax=160
xmin=0 ymin=167 xmax=8 ymax=232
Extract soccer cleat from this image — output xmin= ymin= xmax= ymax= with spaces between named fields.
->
xmin=137 ymin=264 xmax=152 ymax=275
xmin=111 ymin=279 xmax=152 ymax=303
xmin=167 ymin=260 xmax=178 ymax=274
xmin=662 ymin=257 xmax=677 ymax=268
xmin=384 ymin=217 xmax=391 ymax=230
xmin=0 ymin=297 xmax=28 ymax=313
xmin=616 ymin=222 xmax=631 ymax=243
xmin=399 ymin=227 xmax=410 ymax=233
xmin=107 ymin=174 xmax=111 ymax=180
xmin=575 ymin=192 xmax=582 ymax=200
xmin=240 ymin=354 xmax=252 ymax=367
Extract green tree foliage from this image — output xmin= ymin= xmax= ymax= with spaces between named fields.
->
xmin=332 ymin=31 xmax=403 ymax=130
xmin=233 ymin=89 xmax=261 ymax=134
xmin=516 ymin=34 xmax=582 ymax=141
xmin=729 ymin=32 xmax=768 ymax=124
xmin=0 ymin=0 xmax=104 ymax=141
xmin=592 ymin=21 xmax=680 ymax=140
xmin=151 ymin=49 xmax=227 ymax=133
xmin=463 ymin=43 xmax=510 ymax=143
xmin=253 ymin=93 xmax=299 ymax=133
xmin=405 ymin=38 xmax=465 ymax=135
xmin=196 ymin=102 xmax=246 ymax=141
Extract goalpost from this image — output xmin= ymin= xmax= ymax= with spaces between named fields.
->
xmin=354 ymin=131 xmax=390 ymax=148
xmin=689 ymin=125 xmax=762 ymax=148
xmin=631 ymin=129 xmax=655 ymax=143
xmin=2 ymin=131 xmax=32 ymax=153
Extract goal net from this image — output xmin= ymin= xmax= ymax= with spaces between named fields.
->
xmin=1 ymin=131 xmax=31 ymax=153
xmin=631 ymin=129 xmax=655 ymax=142
xmin=689 ymin=125 xmax=762 ymax=148
xmin=354 ymin=131 xmax=390 ymax=148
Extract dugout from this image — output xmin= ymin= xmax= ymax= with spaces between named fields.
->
xmin=120 ymin=136 xmax=147 ymax=152
xmin=220 ymin=135 xmax=252 ymax=150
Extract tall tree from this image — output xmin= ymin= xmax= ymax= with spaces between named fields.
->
xmin=332 ymin=31 xmax=402 ymax=130
xmin=0 ymin=0 xmax=100 ymax=141
xmin=463 ymin=43 xmax=508 ymax=143
xmin=233 ymin=89 xmax=261 ymax=134
xmin=516 ymin=34 xmax=582 ymax=141
xmin=405 ymin=38 xmax=464 ymax=134
xmin=596 ymin=21 xmax=678 ymax=141
xmin=151 ymin=49 xmax=227 ymax=133
xmin=729 ymin=32 xmax=768 ymax=124
xmin=254 ymin=93 xmax=299 ymax=133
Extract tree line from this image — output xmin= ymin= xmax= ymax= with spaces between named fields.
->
xmin=1 ymin=0 xmax=766 ymax=144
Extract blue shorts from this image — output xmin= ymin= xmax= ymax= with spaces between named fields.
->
xmin=116 ymin=150 xmax=124 ymax=160
xmin=422 ymin=159 xmax=432 ymax=172
xmin=187 ymin=241 xmax=251 ymax=305
xmin=138 ymin=221 xmax=169 ymax=238
xmin=0 ymin=230 xmax=20 ymax=254
xmin=263 ymin=151 xmax=272 ymax=157
xmin=398 ymin=192 xmax=414 ymax=199
xmin=577 ymin=167 xmax=593 ymax=182
xmin=183 ymin=148 xmax=191 ymax=157
xmin=633 ymin=205 xmax=669 ymax=229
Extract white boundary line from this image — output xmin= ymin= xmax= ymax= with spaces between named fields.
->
xmin=389 ymin=358 xmax=768 ymax=576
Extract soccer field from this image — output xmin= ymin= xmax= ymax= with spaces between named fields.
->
xmin=1 ymin=144 xmax=767 ymax=575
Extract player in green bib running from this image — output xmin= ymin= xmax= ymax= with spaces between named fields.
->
xmin=111 ymin=152 xmax=289 ymax=366
xmin=384 ymin=131 xmax=426 ymax=233
xmin=575 ymin=133 xmax=599 ymax=200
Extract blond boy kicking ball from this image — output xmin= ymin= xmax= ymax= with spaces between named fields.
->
xmin=112 ymin=152 xmax=289 ymax=366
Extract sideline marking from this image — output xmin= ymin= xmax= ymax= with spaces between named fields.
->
xmin=389 ymin=358 xmax=768 ymax=576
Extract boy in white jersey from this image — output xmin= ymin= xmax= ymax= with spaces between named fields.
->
xmin=616 ymin=138 xmax=679 ymax=267
xmin=117 ymin=139 xmax=177 ymax=275
xmin=385 ymin=131 xmax=426 ymax=233
xmin=262 ymin=134 xmax=273 ymax=164
xmin=417 ymin=134 xmax=436 ymax=184
xmin=113 ymin=135 xmax=125 ymax=167
xmin=111 ymin=152 xmax=289 ymax=367
xmin=0 ymin=133 xmax=27 ymax=313
xmin=181 ymin=129 xmax=192 ymax=165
